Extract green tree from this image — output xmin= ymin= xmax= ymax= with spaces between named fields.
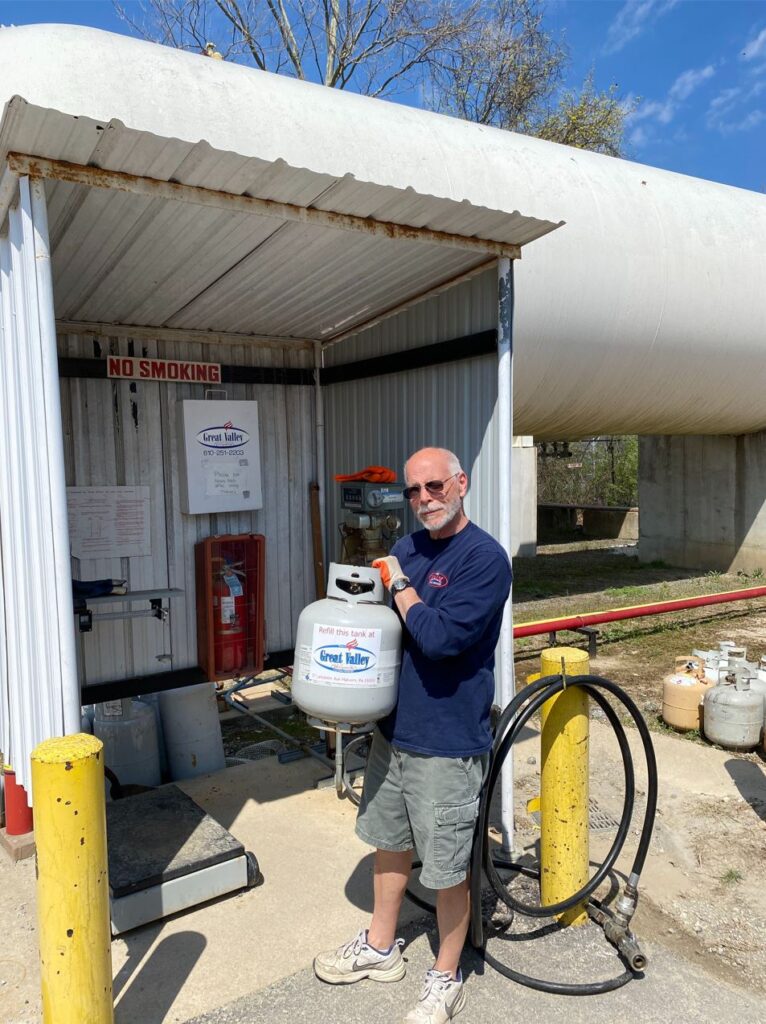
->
xmin=537 ymin=437 xmax=638 ymax=508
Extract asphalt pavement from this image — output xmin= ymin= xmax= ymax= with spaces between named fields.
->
xmin=184 ymin=912 xmax=765 ymax=1024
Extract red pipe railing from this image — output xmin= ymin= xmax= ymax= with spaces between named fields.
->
xmin=513 ymin=585 xmax=766 ymax=639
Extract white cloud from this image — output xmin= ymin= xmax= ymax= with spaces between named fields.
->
xmin=708 ymin=86 xmax=742 ymax=118
xmin=628 ymin=125 xmax=650 ymax=148
xmin=741 ymin=27 xmax=766 ymax=62
xmin=628 ymin=65 xmax=717 ymax=127
xmin=734 ymin=109 xmax=765 ymax=130
xmin=708 ymin=81 xmax=765 ymax=131
xmin=668 ymin=65 xmax=716 ymax=102
xmin=603 ymin=0 xmax=680 ymax=55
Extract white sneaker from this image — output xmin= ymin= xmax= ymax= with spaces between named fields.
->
xmin=403 ymin=968 xmax=466 ymax=1023
xmin=313 ymin=928 xmax=406 ymax=985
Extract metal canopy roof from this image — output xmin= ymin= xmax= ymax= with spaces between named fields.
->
xmin=0 ymin=25 xmax=563 ymax=345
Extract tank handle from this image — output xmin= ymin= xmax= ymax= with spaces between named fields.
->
xmin=675 ymin=655 xmax=703 ymax=675
xmin=335 ymin=577 xmax=376 ymax=596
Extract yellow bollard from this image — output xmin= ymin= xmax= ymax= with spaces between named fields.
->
xmin=540 ymin=646 xmax=590 ymax=926
xmin=31 ymin=734 xmax=113 ymax=1024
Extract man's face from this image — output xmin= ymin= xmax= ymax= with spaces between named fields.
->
xmin=405 ymin=452 xmax=466 ymax=533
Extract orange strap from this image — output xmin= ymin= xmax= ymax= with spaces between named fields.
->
xmin=334 ymin=465 xmax=397 ymax=483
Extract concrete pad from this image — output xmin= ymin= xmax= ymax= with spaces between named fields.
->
xmin=0 ymin=826 xmax=35 ymax=863
xmin=3 ymin=714 xmax=765 ymax=1023
xmin=111 ymin=755 xmax=425 ymax=1024
xmin=183 ymin=915 xmax=766 ymax=1024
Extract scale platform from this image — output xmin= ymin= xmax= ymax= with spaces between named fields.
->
xmin=107 ymin=784 xmax=262 ymax=935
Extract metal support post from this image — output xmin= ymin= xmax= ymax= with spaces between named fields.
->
xmin=497 ymin=257 xmax=515 ymax=856
xmin=32 ymin=734 xmax=114 ymax=1023
xmin=29 ymin=177 xmax=81 ymax=737
xmin=314 ymin=340 xmax=327 ymax=553
xmin=540 ymin=645 xmax=590 ymax=926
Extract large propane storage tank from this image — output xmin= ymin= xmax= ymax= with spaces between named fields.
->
xmin=159 ymin=683 xmax=226 ymax=781
xmin=292 ymin=563 xmax=402 ymax=725
xmin=703 ymin=674 xmax=764 ymax=752
xmin=94 ymin=698 xmax=161 ymax=788
xmin=662 ymin=656 xmax=710 ymax=732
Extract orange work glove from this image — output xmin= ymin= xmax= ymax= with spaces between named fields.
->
xmin=372 ymin=555 xmax=407 ymax=592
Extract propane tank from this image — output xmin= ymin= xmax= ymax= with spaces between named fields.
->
xmin=662 ymin=656 xmax=710 ymax=732
xmin=292 ymin=563 xmax=402 ymax=725
xmin=94 ymin=698 xmax=161 ymax=788
xmin=212 ymin=559 xmax=246 ymax=676
xmin=703 ymin=673 xmax=764 ymax=752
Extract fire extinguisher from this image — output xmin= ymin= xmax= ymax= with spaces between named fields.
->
xmin=212 ymin=560 xmax=246 ymax=676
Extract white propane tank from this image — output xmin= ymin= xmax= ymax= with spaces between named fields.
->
xmin=94 ymin=699 xmax=161 ymax=787
xmin=159 ymin=683 xmax=226 ymax=781
xmin=292 ymin=563 xmax=402 ymax=726
xmin=703 ymin=673 xmax=764 ymax=752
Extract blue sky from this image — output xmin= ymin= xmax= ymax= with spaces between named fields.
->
xmin=1 ymin=0 xmax=764 ymax=192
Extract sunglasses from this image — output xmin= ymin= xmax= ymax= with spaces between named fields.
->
xmin=403 ymin=473 xmax=458 ymax=501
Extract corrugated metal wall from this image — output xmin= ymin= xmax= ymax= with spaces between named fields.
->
xmin=1 ymin=177 xmax=79 ymax=791
xmin=60 ymin=333 xmax=316 ymax=685
xmin=323 ymin=270 xmax=536 ymax=557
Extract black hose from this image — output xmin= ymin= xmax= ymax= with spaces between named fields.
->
xmin=402 ymin=672 xmax=658 ymax=996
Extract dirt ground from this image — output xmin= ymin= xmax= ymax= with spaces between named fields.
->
xmin=510 ymin=543 xmax=766 ymax=996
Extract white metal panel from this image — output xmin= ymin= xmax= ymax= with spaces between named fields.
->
xmin=60 ymin=333 xmax=316 ymax=685
xmin=0 ymin=177 xmax=78 ymax=794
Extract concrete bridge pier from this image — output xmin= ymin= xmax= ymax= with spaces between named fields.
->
xmin=638 ymin=433 xmax=766 ymax=573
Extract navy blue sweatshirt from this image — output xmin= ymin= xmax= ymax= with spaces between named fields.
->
xmin=378 ymin=521 xmax=512 ymax=757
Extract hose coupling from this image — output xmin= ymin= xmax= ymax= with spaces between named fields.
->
xmin=587 ymin=899 xmax=647 ymax=973
xmin=609 ymin=926 xmax=647 ymax=973
xmin=613 ymin=883 xmax=639 ymax=930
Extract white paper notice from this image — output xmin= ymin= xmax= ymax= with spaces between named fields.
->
xmin=310 ymin=622 xmax=383 ymax=687
xmin=204 ymin=459 xmax=249 ymax=497
xmin=67 ymin=486 xmax=151 ymax=559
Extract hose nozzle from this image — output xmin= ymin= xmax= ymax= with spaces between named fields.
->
xmin=588 ymin=898 xmax=648 ymax=973
xmin=609 ymin=926 xmax=647 ymax=972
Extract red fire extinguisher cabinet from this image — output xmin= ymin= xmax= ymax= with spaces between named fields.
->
xmin=195 ymin=534 xmax=266 ymax=682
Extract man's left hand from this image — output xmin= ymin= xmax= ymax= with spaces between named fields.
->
xmin=372 ymin=555 xmax=407 ymax=591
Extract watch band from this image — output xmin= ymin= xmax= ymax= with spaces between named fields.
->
xmin=391 ymin=577 xmax=412 ymax=594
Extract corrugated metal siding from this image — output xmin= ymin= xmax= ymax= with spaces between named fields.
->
xmin=0 ymin=178 xmax=78 ymax=792
xmin=323 ymin=269 xmax=497 ymax=364
xmin=323 ymin=271 xmax=535 ymax=556
xmin=60 ymin=333 xmax=316 ymax=686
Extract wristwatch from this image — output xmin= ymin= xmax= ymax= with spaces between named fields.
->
xmin=391 ymin=576 xmax=412 ymax=595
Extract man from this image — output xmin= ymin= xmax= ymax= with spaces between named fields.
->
xmin=314 ymin=447 xmax=512 ymax=1023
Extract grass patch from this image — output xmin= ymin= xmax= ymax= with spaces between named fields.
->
xmin=720 ymin=868 xmax=744 ymax=885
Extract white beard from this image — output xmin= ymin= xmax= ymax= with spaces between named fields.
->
xmin=415 ymin=490 xmax=462 ymax=533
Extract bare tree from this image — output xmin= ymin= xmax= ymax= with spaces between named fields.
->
xmin=116 ymin=0 xmax=476 ymax=97
xmin=116 ymin=0 xmax=633 ymax=154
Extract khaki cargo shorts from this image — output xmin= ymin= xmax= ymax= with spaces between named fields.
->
xmin=355 ymin=727 xmax=488 ymax=890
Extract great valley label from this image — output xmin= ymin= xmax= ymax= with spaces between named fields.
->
xmin=310 ymin=623 xmax=383 ymax=688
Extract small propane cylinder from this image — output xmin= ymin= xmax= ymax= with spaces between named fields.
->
xmin=662 ymin=656 xmax=710 ymax=732
xmin=292 ymin=563 xmax=402 ymax=725
xmin=703 ymin=673 xmax=764 ymax=752
xmin=94 ymin=698 xmax=161 ymax=788
xmin=159 ymin=683 xmax=226 ymax=781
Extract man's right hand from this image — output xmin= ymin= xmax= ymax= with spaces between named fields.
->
xmin=372 ymin=555 xmax=406 ymax=591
